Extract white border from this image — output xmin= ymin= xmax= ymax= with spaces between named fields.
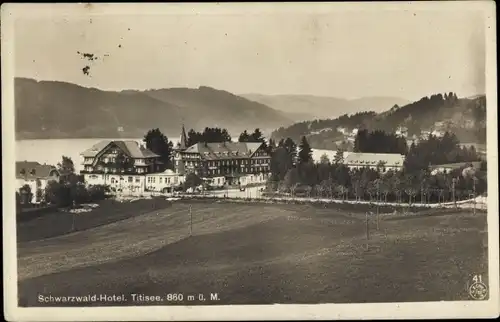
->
xmin=2 ymin=2 xmax=498 ymax=320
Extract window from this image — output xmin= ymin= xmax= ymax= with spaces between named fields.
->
xmin=111 ymin=178 xmax=115 ymax=184
xmin=159 ymin=177 xmax=163 ymax=184
xmin=128 ymin=177 xmax=132 ymax=183
xmin=135 ymin=177 xmax=140 ymax=183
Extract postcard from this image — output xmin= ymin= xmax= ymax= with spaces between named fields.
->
xmin=2 ymin=1 xmax=498 ymax=320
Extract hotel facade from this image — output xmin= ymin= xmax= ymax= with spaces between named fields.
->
xmin=80 ymin=140 xmax=185 ymax=193
xmin=80 ymin=127 xmax=272 ymax=193
xmin=173 ymin=126 xmax=272 ymax=186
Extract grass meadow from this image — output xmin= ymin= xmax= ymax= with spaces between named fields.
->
xmin=17 ymin=200 xmax=488 ymax=306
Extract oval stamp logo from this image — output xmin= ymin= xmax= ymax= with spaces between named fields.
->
xmin=469 ymin=282 xmax=488 ymax=300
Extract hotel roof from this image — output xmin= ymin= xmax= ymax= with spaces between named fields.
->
xmin=16 ymin=161 xmax=59 ymax=180
xmin=81 ymin=140 xmax=160 ymax=159
xmin=429 ymin=161 xmax=482 ymax=170
xmin=344 ymin=153 xmax=405 ymax=166
xmin=183 ymin=142 xmax=264 ymax=160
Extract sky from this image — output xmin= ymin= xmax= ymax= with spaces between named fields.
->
xmin=12 ymin=4 xmax=487 ymax=101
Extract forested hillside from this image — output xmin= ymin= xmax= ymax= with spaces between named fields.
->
xmin=15 ymin=78 xmax=292 ymax=140
xmin=271 ymin=93 xmax=486 ymax=150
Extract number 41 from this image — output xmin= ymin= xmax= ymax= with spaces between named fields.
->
xmin=473 ymin=274 xmax=483 ymax=284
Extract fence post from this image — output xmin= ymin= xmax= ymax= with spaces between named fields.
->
xmin=452 ymin=178 xmax=457 ymax=209
xmin=365 ymin=212 xmax=370 ymax=250
xmin=376 ymin=182 xmax=380 ymax=230
xmin=189 ymin=205 xmax=192 ymax=236
xmin=473 ymin=177 xmax=477 ymax=215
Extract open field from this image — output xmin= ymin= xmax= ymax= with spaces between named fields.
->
xmin=16 ymin=198 xmax=173 ymax=242
xmin=18 ymin=201 xmax=488 ymax=306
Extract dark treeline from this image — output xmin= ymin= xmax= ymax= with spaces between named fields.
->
xmin=265 ymin=135 xmax=487 ymax=204
xmin=404 ymin=132 xmax=482 ymax=173
xmin=238 ymin=128 xmax=265 ymax=143
xmin=354 ymin=129 xmax=408 ymax=154
xmin=187 ymin=127 xmax=232 ymax=146
xmin=351 ymin=129 xmax=482 ymax=172
xmin=143 ymin=128 xmax=174 ymax=169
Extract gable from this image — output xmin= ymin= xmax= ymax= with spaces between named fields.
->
xmin=92 ymin=142 xmax=131 ymax=166
xmin=16 ymin=161 xmax=59 ymax=179
xmin=248 ymin=143 xmax=268 ymax=158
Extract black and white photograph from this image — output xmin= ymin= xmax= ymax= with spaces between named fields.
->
xmin=2 ymin=2 xmax=499 ymax=320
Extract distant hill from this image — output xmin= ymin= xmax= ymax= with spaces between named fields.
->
xmin=241 ymin=93 xmax=410 ymax=121
xmin=15 ymin=78 xmax=293 ymax=140
xmin=271 ymin=93 xmax=487 ymax=150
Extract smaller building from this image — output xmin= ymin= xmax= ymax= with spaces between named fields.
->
xmin=239 ymin=172 xmax=271 ymax=186
xmin=16 ymin=161 xmax=60 ymax=203
xmin=431 ymin=129 xmax=445 ymax=138
xmin=343 ymin=153 xmax=405 ymax=172
xmin=336 ymin=127 xmax=348 ymax=135
xmin=430 ymin=161 xmax=482 ymax=175
xmin=395 ymin=126 xmax=408 ymax=138
xmin=145 ymin=169 xmax=185 ymax=193
xmin=420 ymin=130 xmax=432 ymax=140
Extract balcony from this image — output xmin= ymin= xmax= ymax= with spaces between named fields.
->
xmin=80 ymin=170 xmax=105 ymax=174
xmin=134 ymin=159 xmax=146 ymax=165
xmin=82 ymin=159 xmax=95 ymax=165
xmin=251 ymin=163 xmax=269 ymax=167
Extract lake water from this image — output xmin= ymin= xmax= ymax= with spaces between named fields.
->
xmin=16 ymin=138 xmax=332 ymax=172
